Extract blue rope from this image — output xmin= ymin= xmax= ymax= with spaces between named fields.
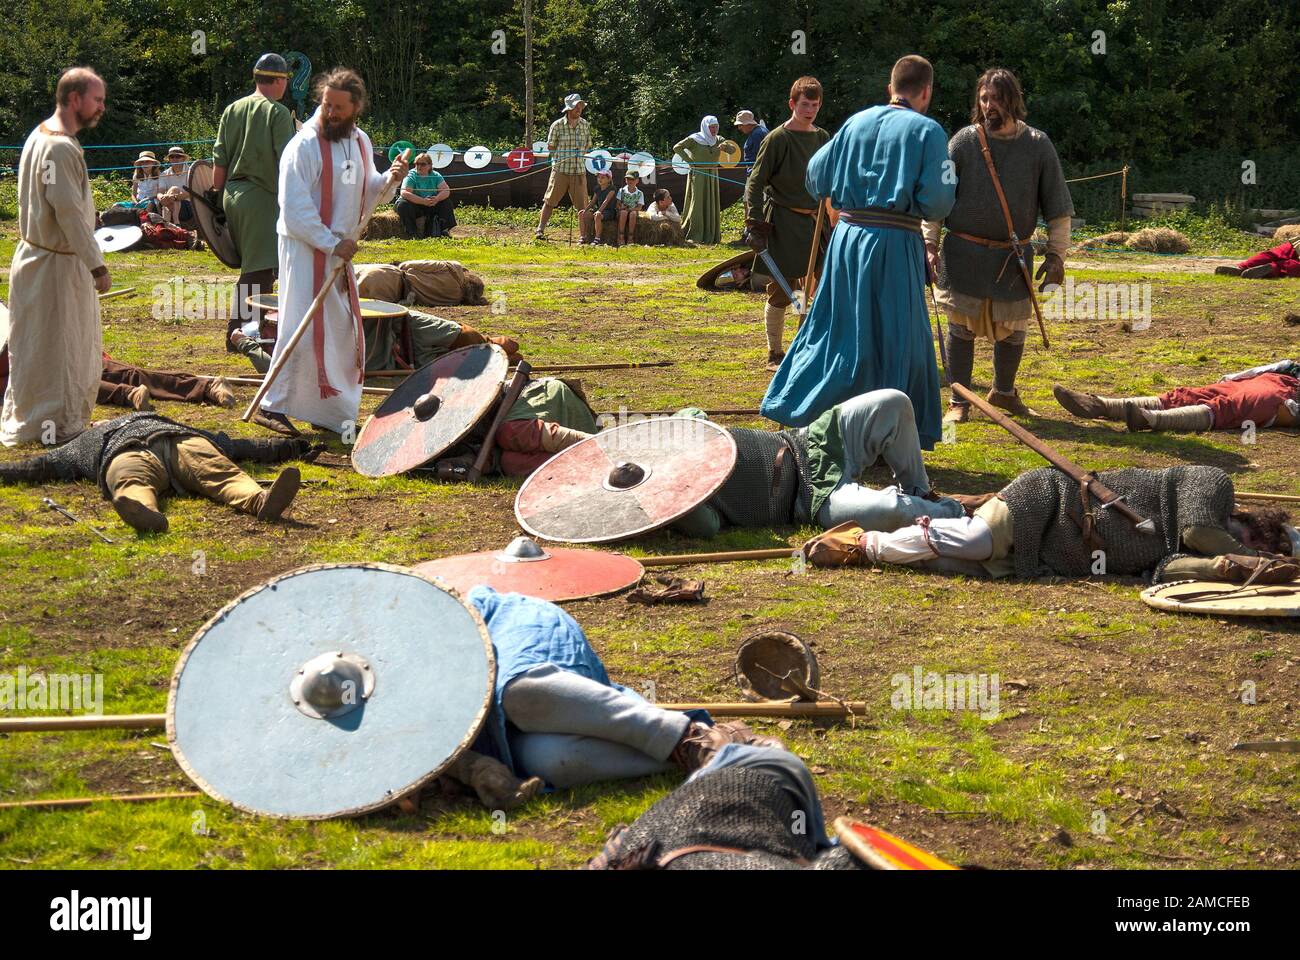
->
xmin=0 ymin=137 xmax=216 ymax=150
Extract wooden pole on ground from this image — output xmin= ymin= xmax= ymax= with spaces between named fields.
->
xmin=640 ymin=547 xmax=797 ymax=567
xmin=364 ymin=361 xmax=674 ymax=377
xmin=600 ymin=408 xmax=760 ymax=418
xmin=96 ymin=287 xmax=136 ymax=301
xmin=1235 ymin=492 xmax=1300 ymax=504
xmin=225 ymin=376 xmax=394 ymax=398
xmin=0 ymin=792 xmax=201 ymax=811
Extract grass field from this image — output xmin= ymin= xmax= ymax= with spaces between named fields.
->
xmin=0 ymin=212 xmax=1297 ymax=869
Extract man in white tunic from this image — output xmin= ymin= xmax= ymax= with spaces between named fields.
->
xmin=260 ymin=68 xmax=407 ymax=434
xmin=2 ymin=68 xmax=111 ymax=447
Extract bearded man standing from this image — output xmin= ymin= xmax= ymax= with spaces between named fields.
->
xmin=2 ymin=67 xmax=109 ymax=447
xmin=260 ymin=68 xmax=407 ymax=434
xmin=211 ymin=53 xmax=297 ymax=350
xmin=924 ymin=68 xmax=1073 ymax=423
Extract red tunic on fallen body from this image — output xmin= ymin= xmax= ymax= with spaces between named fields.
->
xmin=1160 ymin=372 xmax=1300 ymax=428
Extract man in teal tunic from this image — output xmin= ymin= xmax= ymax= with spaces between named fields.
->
xmin=761 ymin=56 xmax=956 ymax=450
xmin=211 ymin=53 xmax=296 ymax=350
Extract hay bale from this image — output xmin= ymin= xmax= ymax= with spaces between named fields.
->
xmin=1078 ymin=231 xmax=1130 ymax=249
xmin=1124 ymin=227 xmax=1189 ymax=254
xmin=362 ymin=209 xmax=405 ymax=241
xmin=1273 ymin=224 xmax=1300 ymax=244
xmin=634 ymin=214 xmax=686 ymax=246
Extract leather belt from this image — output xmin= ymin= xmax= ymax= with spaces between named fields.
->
xmin=950 ymin=230 xmax=1015 ymax=249
xmin=769 ymin=197 xmax=818 ymax=217
xmin=21 ymin=237 xmax=74 ymax=255
xmin=839 ymin=208 xmax=922 ymax=234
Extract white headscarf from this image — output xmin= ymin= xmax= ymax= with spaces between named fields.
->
xmin=689 ymin=115 xmax=720 ymax=146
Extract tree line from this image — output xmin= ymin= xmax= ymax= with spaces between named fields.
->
xmin=2 ymin=0 xmax=1296 ymax=212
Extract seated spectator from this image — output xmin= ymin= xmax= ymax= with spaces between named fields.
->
xmin=157 ymin=146 xmax=193 ymax=226
xmin=648 ymin=188 xmax=681 ymax=223
xmin=131 ymin=152 xmax=162 ymax=213
xmin=579 ymin=170 xmax=617 ymax=245
xmin=396 ymin=153 xmax=457 ymax=239
xmin=616 ymin=171 xmax=645 ymax=246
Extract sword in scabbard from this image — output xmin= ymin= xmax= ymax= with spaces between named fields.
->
xmin=948 ymin=382 xmax=1156 ymax=536
xmin=927 ymin=281 xmax=949 ymax=385
xmin=1007 ymin=233 xmax=1051 ymax=350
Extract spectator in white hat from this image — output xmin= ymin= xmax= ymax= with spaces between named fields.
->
xmin=536 ymin=93 xmax=592 ymax=239
xmin=734 ymin=110 xmax=769 ymax=164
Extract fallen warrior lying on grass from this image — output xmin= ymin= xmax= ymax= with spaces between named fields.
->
xmin=802 ymin=464 xmax=1298 ymax=584
xmin=440 ymin=385 xmax=976 ymax=536
xmin=423 ymin=587 xmax=785 ymax=811
xmin=1053 ymin=360 xmax=1299 ymax=433
xmin=0 ymin=412 xmax=310 ymax=532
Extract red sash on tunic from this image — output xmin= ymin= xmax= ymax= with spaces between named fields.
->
xmin=311 ymin=134 xmax=368 ymax=399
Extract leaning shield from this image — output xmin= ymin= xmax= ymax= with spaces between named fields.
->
xmin=414 ymin=536 xmax=644 ymax=602
xmin=351 ymin=344 xmax=509 ymax=477
xmin=697 ymin=249 xmax=758 ymax=291
xmin=186 ymin=159 xmax=241 ymax=269
xmin=515 ymin=417 xmax=737 ymax=543
xmin=1140 ymin=579 xmax=1300 ymax=618
xmin=167 ymin=563 xmax=494 ymax=819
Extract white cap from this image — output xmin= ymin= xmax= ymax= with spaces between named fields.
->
xmin=563 ymin=93 xmax=587 ymax=112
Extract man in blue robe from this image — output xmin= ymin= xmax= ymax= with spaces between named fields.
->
xmin=761 ymin=55 xmax=957 ymax=450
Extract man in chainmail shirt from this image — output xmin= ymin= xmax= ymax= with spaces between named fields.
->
xmin=804 ymin=463 xmax=1297 ymax=586
xmin=923 ymin=68 xmax=1073 ymax=422
xmin=0 ymin=411 xmax=306 ymax=533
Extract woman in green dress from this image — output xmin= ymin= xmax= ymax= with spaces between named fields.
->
xmin=673 ymin=115 xmax=722 ymax=245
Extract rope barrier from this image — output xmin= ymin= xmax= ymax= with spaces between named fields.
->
xmin=0 ymin=137 xmax=216 ymax=150
xmin=1064 ymin=167 xmax=1127 ymax=184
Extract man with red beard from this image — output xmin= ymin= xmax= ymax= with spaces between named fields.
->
xmin=259 ymin=68 xmax=408 ymax=435
xmin=923 ymin=68 xmax=1073 ymax=423
xmin=2 ymin=67 xmax=110 ymax=446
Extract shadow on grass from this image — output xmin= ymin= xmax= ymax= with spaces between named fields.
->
xmin=1013 ymin=416 xmax=1255 ymax=472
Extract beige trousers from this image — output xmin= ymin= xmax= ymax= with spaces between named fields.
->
xmin=105 ymin=436 xmax=263 ymax=515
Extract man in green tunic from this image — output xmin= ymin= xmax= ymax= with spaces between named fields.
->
xmin=674 ymin=116 xmax=722 ymax=245
xmin=744 ymin=76 xmax=829 ymax=370
xmin=211 ymin=53 xmax=296 ymax=350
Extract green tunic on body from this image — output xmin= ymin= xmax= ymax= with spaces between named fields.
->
xmin=744 ymin=124 xmax=830 ymax=280
xmin=507 ymin=377 xmax=599 ymax=433
xmin=213 ymin=92 xmax=295 ymax=272
xmin=672 ymin=137 xmax=721 ymax=245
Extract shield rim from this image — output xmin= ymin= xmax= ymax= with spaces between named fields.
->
xmin=245 ymin=292 xmax=409 ymax=320
xmin=351 ymin=343 xmax=508 ymax=477
xmin=413 ymin=547 xmax=645 ymax=603
xmin=185 ymin=159 xmax=242 ymax=269
xmin=513 ymin=418 xmax=738 ymax=544
xmin=1139 ymin=579 xmax=1300 ymax=618
xmin=166 ymin=562 xmax=496 ymax=820
xmin=717 ymin=139 xmax=742 ymax=169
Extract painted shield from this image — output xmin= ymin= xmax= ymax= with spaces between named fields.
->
xmin=717 ymin=139 xmax=742 ymax=168
xmin=94 ymin=224 xmax=143 ymax=253
xmin=246 ymin=292 xmax=408 ymax=320
xmin=427 ymin=144 xmax=454 ymax=169
xmin=506 ymin=149 xmax=534 ymax=172
xmin=1140 ymin=579 xmax=1300 ymax=618
xmin=186 ymin=159 xmax=241 ymax=269
xmin=515 ymin=417 xmax=738 ymax=543
xmin=351 ymin=344 xmax=508 ymax=477
xmin=388 ymin=140 xmax=416 ymax=164
xmin=414 ymin=536 xmax=644 ymax=602
xmin=167 ymin=563 xmax=494 ymax=819
xmin=464 ymin=145 xmax=492 ymax=169
xmin=628 ymin=151 xmax=656 ymax=180
xmin=832 ymin=818 xmax=957 ymax=870
xmin=585 ymin=148 xmax=613 ymax=176
xmin=670 ymin=152 xmax=690 ymax=176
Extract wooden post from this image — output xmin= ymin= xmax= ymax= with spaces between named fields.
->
xmin=1120 ymin=164 xmax=1129 ymax=231
xmin=523 ymin=0 xmax=535 ymax=147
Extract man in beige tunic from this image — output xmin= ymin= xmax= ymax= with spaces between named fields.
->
xmin=1 ymin=67 xmax=111 ymax=447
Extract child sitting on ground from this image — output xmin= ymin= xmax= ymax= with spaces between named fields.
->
xmin=647 ymin=187 xmax=681 ymax=223
xmin=579 ymin=170 xmax=618 ymax=245
xmin=616 ymin=170 xmax=645 ymax=246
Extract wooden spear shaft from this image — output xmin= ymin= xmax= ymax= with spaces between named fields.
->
xmin=225 ymin=376 xmax=394 ymax=398
xmin=1235 ymin=492 xmax=1300 ymax=504
xmin=96 ymin=286 xmax=136 ymax=301
xmin=365 ymin=362 xmax=673 ymax=377
xmin=640 ymin=547 xmax=797 ymax=566
xmin=0 ymin=792 xmax=201 ymax=811
xmin=600 ymin=408 xmax=761 ymax=418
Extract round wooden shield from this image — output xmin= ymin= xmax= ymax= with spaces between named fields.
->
xmin=388 ymin=140 xmax=416 ymax=163
xmin=832 ymin=817 xmax=957 ymax=870
xmin=428 ymin=144 xmax=455 ymax=169
xmin=245 ymin=292 xmax=408 ymax=320
xmin=1140 ymin=579 xmax=1300 ymax=618
xmin=464 ymin=145 xmax=492 ymax=169
xmin=94 ymin=225 xmax=143 ymax=253
xmin=186 ymin=159 xmax=241 ymax=269
xmin=167 ymin=563 xmax=494 ymax=820
xmin=351 ymin=344 xmax=508 ymax=477
xmin=414 ymin=537 xmax=644 ymax=602
xmin=717 ymin=139 xmax=742 ymax=168
xmin=515 ymin=417 xmax=738 ymax=543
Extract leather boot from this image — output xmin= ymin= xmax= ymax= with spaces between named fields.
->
xmin=986 ymin=387 xmax=1037 ymax=417
xmin=254 ymin=467 xmax=300 ymax=521
xmin=113 ymin=495 xmax=168 ymax=533
xmin=449 ymin=750 xmax=544 ymax=811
